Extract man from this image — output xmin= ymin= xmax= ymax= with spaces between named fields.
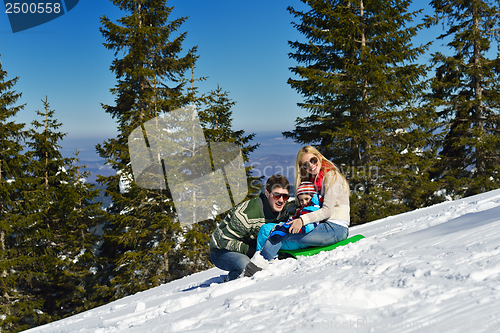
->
xmin=209 ymin=174 xmax=291 ymax=281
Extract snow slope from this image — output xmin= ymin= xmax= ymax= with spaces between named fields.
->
xmin=26 ymin=189 xmax=500 ymax=333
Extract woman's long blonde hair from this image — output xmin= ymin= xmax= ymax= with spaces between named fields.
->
xmin=294 ymin=146 xmax=347 ymax=196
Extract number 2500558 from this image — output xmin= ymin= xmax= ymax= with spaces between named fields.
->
xmin=5 ymin=2 xmax=62 ymax=14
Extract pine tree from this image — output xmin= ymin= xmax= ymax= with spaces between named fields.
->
xmin=0 ymin=57 xmax=31 ymax=332
xmin=200 ymin=86 xmax=258 ymax=158
xmin=95 ymin=0 xmax=197 ymax=301
xmin=425 ymin=0 xmax=500 ymax=199
xmin=17 ymin=97 xmax=70 ymax=325
xmin=5 ymin=98 xmax=103 ymax=330
xmin=54 ymin=149 xmax=105 ymax=315
xmin=284 ymin=0 xmax=436 ymax=224
xmin=199 ymin=84 xmax=260 ymax=198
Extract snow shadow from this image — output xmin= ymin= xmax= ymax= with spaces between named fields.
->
xmin=181 ymin=274 xmax=226 ymax=291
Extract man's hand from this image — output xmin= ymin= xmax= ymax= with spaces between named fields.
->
xmin=286 ymin=218 xmax=303 ymax=234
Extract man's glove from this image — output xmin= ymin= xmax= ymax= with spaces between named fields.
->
xmin=246 ymin=246 xmax=256 ymax=258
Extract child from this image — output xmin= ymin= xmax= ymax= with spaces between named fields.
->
xmin=256 ymin=181 xmax=322 ymax=251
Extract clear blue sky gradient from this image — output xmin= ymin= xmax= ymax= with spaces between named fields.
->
xmin=1 ymin=1 xmax=442 ymax=158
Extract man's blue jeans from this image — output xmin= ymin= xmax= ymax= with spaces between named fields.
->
xmin=210 ymin=248 xmax=250 ymax=281
xmin=260 ymin=222 xmax=349 ymax=260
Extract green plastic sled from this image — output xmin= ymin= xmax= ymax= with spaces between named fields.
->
xmin=278 ymin=234 xmax=365 ymax=259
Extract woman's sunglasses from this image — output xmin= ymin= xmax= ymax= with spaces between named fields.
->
xmin=301 ymin=157 xmax=318 ymax=170
xmin=270 ymin=192 xmax=290 ymax=201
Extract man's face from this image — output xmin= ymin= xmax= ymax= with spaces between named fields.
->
xmin=265 ymin=187 xmax=289 ymax=213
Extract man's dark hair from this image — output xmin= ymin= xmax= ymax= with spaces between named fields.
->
xmin=265 ymin=174 xmax=290 ymax=193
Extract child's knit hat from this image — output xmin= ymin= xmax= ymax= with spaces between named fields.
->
xmin=296 ymin=181 xmax=316 ymax=196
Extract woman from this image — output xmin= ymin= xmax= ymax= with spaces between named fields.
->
xmin=257 ymin=146 xmax=350 ymax=262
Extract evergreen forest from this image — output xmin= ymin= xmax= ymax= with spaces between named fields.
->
xmin=2 ymin=0 xmax=500 ymax=331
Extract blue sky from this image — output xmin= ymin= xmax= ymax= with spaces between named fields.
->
xmin=1 ymin=1 xmax=440 ymax=159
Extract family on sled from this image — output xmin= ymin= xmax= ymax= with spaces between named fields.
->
xmin=209 ymin=146 xmax=350 ymax=281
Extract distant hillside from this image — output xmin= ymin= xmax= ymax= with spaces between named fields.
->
xmin=78 ymin=160 xmax=114 ymax=184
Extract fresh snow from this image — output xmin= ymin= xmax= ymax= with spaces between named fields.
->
xmin=26 ymin=189 xmax=500 ymax=332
